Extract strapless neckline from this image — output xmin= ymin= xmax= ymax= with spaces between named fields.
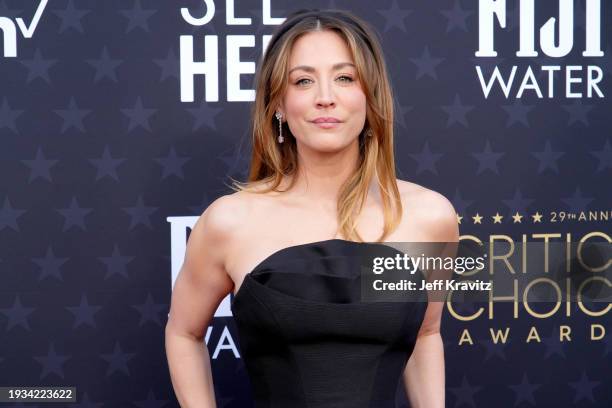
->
xmin=232 ymin=238 xmax=395 ymax=304
xmin=249 ymin=238 xmax=370 ymax=272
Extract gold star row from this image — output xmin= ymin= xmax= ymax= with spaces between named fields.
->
xmin=456 ymin=212 xmax=544 ymax=225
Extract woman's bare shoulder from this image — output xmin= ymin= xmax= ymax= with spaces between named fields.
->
xmin=199 ymin=190 xmax=255 ymax=237
xmin=395 ymin=178 xmax=459 ymax=241
xmin=199 ymin=185 xmax=279 ymax=244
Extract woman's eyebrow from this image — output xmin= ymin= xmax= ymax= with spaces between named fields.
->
xmin=288 ymin=62 xmax=355 ymax=75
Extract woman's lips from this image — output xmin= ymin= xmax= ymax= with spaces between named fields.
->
xmin=311 ymin=121 xmax=341 ymax=129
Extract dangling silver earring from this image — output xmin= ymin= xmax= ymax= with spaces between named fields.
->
xmin=275 ymin=111 xmax=284 ymax=143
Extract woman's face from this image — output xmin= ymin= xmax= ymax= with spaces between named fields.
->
xmin=279 ymin=30 xmax=367 ymax=152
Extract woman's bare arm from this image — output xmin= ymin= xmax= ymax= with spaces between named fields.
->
xmin=403 ymin=193 xmax=459 ymax=408
xmin=165 ymin=196 xmax=237 ymax=408
xmin=404 ymin=304 xmax=446 ymax=408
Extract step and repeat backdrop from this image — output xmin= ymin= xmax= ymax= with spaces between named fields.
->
xmin=0 ymin=0 xmax=610 ymax=407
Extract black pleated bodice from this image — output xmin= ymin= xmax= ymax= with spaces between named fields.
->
xmin=230 ymin=239 xmax=428 ymax=408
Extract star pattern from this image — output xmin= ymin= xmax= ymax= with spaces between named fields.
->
xmin=122 ymin=196 xmax=158 ymax=230
xmin=86 ymin=46 xmax=123 ymax=83
xmin=121 ymin=97 xmax=157 ymax=132
xmin=154 ymin=147 xmax=191 ymax=180
xmin=532 ymin=141 xmax=565 ymax=174
xmin=54 ymin=97 xmax=92 ymax=133
xmin=508 ymin=373 xmax=541 ymax=406
xmin=33 ymin=343 xmax=71 ymax=379
xmin=32 ymin=246 xmax=70 ymax=281
xmin=410 ymin=46 xmax=444 ymax=80
xmin=440 ymin=0 xmax=474 ymax=32
xmin=186 ymin=101 xmax=223 ymax=131
xmin=568 ymin=371 xmax=601 ymax=403
xmin=590 ymin=140 xmax=612 ymax=172
xmin=472 ymin=140 xmax=504 ymax=175
xmin=541 ymin=333 xmax=566 ymax=359
xmin=376 ymin=0 xmax=412 ymax=33
xmin=511 ymin=212 xmax=523 ymax=223
xmin=0 ymin=97 xmax=25 ymax=133
xmin=502 ymin=189 xmax=534 ymax=216
xmin=56 ymin=196 xmax=94 ymax=231
xmin=0 ymin=2 xmax=609 ymax=407
xmin=0 ymin=197 xmax=27 ymax=231
xmin=132 ymin=293 xmax=168 ymax=327
xmin=502 ymin=100 xmax=535 ymax=127
xmin=0 ymin=295 xmax=36 ymax=331
xmin=441 ymin=94 xmax=474 ymax=127
xmin=395 ymin=104 xmax=414 ymax=130
xmin=451 ymin=189 xmax=474 ymax=215
xmin=562 ymin=187 xmax=594 ymax=212
xmin=66 ymin=294 xmax=102 ymax=329
xmin=20 ymin=48 xmax=58 ymax=84
xmin=562 ymin=100 xmax=595 ymax=126
xmin=100 ymin=342 xmax=137 ymax=376
xmin=52 ymin=0 xmax=91 ymax=33
xmin=119 ymin=0 xmax=157 ymax=33
xmin=449 ymin=376 xmax=483 ymax=408
xmin=98 ymin=244 xmax=136 ymax=279
xmin=88 ymin=146 xmax=127 ymax=181
xmin=409 ymin=141 xmax=443 ymax=175
xmin=478 ymin=338 xmax=509 ymax=361
xmin=154 ymin=48 xmax=180 ymax=82
xmin=21 ymin=147 xmax=59 ymax=182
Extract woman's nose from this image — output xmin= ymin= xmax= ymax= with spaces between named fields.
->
xmin=315 ymin=80 xmax=335 ymax=107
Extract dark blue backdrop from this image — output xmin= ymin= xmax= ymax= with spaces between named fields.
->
xmin=0 ymin=0 xmax=610 ymax=407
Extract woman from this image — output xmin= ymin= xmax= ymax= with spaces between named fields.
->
xmin=165 ymin=9 xmax=458 ymax=408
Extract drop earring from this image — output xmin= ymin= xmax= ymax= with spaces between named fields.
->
xmin=275 ymin=111 xmax=284 ymax=143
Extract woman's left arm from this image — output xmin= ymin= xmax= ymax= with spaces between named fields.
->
xmin=402 ymin=193 xmax=459 ymax=408
xmin=403 ymin=303 xmax=445 ymax=408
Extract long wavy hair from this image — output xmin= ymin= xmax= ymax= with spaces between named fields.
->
xmin=228 ymin=9 xmax=402 ymax=243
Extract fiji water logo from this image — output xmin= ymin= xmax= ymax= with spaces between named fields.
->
xmin=474 ymin=0 xmax=605 ymax=99
xmin=0 ymin=0 xmax=48 ymax=57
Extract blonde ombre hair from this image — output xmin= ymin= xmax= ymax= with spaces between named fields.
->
xmin=229 ymin=9 xmax=402 ymax=243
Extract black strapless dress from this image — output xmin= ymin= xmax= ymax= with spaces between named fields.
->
xmin=230 ymin=239 xmax=428 ymax=408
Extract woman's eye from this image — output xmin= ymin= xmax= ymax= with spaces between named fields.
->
xmin=295 ymin=76 xmax=354 ymax=86
xmin=295 ymin=78 xmax=312 ymax=86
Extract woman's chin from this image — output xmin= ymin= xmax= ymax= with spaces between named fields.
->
xmin=304 ymin=138 xmax=355 ymax=153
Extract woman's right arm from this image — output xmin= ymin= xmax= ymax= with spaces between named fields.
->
xmin=165 ymin=196 xmax=237 ymax=408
